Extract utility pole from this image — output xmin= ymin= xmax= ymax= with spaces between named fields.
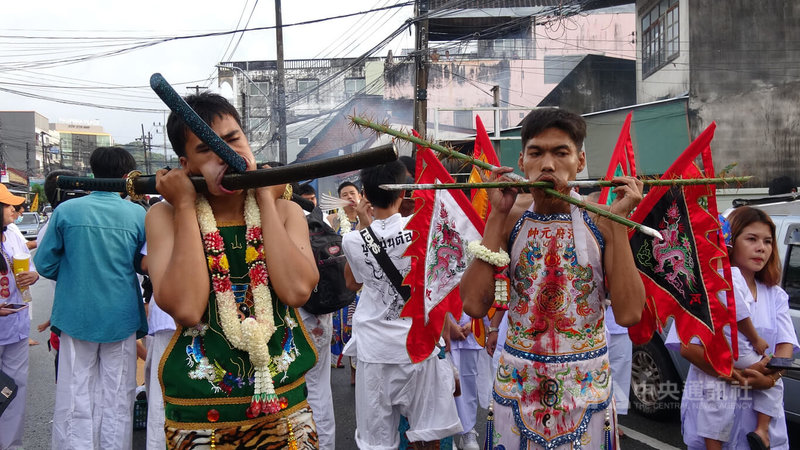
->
xmin=413 ymin=0 xmax=429 ymax=154
xmin=147 ymin=132 xmax=153 ymax=173
xmin=187 ymin=85 xmax=203 ymax=95
xmin=26 ymin=142 xmax=31 ymax=178
xmin=162 ymin=111 xmax=168 ymax=165
xmin=491 ymin=85 xmax=501 ymax=139
xmin=141 ymin=124 xmax=150 ymax=174
xmin=274 ymin=0 xmax=288 ymax=164
xmin=41 ymin=131 xmax=48 ymax=175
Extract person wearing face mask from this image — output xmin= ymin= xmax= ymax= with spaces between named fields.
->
xmin=0 ymin=184 xmax=40 ymax=450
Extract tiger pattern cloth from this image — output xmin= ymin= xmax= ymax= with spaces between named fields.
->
xmin=165 ymin=406 xmax=318 ymax=449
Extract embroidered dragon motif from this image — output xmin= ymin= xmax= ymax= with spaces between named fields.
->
xmin=650 ymin=202 xmax=697 ymax=296
xmin=426 ymin=206 xmax=466 ymax=285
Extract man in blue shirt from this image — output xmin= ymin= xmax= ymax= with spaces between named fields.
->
xmin=35 ymin=146 xmax=147 ymax=450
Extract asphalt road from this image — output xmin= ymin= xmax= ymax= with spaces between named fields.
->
xmin=21 ymin=270 xmax=797 ymax=449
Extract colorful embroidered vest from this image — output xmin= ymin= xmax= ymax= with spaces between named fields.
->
xmin=161 ymin=225 xmax=316 ymax=429
xmin=493 ymin=209 xmax=611 ymax=448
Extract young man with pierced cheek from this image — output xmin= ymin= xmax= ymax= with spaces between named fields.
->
xmin=145 ymin=92 xmax=320 ymax=448
xmin=461 ymin=108 xmax=645 ymax=449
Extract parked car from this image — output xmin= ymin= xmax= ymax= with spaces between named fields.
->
xmin=629 ymin=196 xmax=800 ymax=423
xmin=16 ymin=212 xmax=45 ymax=240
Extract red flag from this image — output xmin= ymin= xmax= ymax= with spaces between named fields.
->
xmin=402 ymin=147 xmax=485 ymax=363
xmin=627 ymin=122 xmax=738 ymax=376
xmin=469 ymin=116 xmax=501 ymax=220
xmin=598 ymin=112 xmax=636 ymax=205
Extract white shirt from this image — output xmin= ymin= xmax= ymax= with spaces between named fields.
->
xmin=36 ymin=221 xmax=49 ymax=247
xmin=665 ymin=270 xmax=799 ymax=449
xmin=6 ymin=223 xmax=25 ymax=243
xmin=141 ymin=243 xmax=176 ymax=335
xmin=341 ymin=213 xmax=432 ymax=364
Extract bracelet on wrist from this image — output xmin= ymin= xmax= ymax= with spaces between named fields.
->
xmin=467 ymin=241 xmax=510 ymax=267
xmin=487 ymin=326 xmax=500 ymax=334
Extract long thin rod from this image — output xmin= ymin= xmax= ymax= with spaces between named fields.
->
xmin=381 ymin=177 xmax=752 ymax=191
xmin=351 ymin=116 xmax=663 ymax=240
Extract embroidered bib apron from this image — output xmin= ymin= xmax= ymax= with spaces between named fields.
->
xmin=493 ymin=209 xmax=612 ymax=449
xmin=160 ymin=225 xmax=317 ymax=441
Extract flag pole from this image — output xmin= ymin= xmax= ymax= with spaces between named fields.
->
xmin=380 ymin=177 xmax=752 ymax=191
xmin=351 ymin=116 xmax=664 ymax=241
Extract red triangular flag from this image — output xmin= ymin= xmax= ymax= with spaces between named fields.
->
xmin=599 ymin=112 xmax=636 ymax=205
xmin=627 ymin=122 xmax=737 ymax=376
xmin=401 ymin=146 xmax=485 ymax=363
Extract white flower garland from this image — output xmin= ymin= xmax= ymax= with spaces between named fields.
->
xmin=337 ymin=207 xmax=352 ymax=234
xmin=196 ymin=190 xmax=283 ymax=416
xmin=467 ymin=240 xmax=511 ymax=267
xmin=467 ymin=241 xmax=512 ymax=309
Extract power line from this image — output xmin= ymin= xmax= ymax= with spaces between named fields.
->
xmin=0 ymin=86 xmax=166 ymax=113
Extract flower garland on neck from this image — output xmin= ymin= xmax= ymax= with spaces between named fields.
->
xmin=196 ymin=190 xmax=285 ymax=417
xmin=337 ymin=207 xmax=355 ymax=234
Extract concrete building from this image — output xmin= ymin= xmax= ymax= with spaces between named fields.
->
xmin=635 ymin=0 xmax=800 ymax=187
xmin=0 ymin=111 xmax=58 ymax=181
xmin=218 ymin=4 xmax=636 ymax=167
xmin=218 ymin=57 xmax=384 ymax=164
xmin=51 ymin=121 xmax=113 ymax=176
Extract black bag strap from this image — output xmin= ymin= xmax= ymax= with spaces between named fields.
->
xmin=359 ymin=226 xmax=411 ymax=302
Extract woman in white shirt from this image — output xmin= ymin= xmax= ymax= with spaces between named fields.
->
xmin=666 ymin=206 xmax=799 ymax=449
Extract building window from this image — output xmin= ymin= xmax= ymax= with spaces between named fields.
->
xmin=298 ymin=137 xmax=309 ymax=145
xmin=247 ymin=82 xmax=270 ymax=113
xmin=641 ymin=0 xmax=679 ymax=77
xmin=296 ymin=79 xmax=319 ymax=101
xmin=344 ymin=78 xmax=366 ymax=97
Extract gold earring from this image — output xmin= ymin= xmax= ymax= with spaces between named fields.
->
xmin=282 ymin=184 xmax=293 ymax=200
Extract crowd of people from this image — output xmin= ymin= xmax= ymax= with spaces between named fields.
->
xmin=0 ymin=96 xmax=796 ymax=450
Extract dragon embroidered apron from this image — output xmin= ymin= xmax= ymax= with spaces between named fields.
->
xmin=493 ymin=209 xmax=611 ymax=448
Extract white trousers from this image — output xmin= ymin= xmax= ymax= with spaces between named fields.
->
xmin=298 ymin=309 xmax=336 ymax=450
xmin=606 ymin=332 xmax=632 ymax=415
xmin=354 ymin=357 xmax=462 ymax=450
xmin=144 ymin=330 xmax=173 ymax=450
xmin=450 ymin=348 xmax=482 ymax=434
xmin=52 ymin=332 xmax=137 ymax=450
xmin=0 ymin=339 xmax=28 ymax=450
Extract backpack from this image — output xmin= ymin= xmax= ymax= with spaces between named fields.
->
xmin=302 ymin=206 xmax=356 ymax=315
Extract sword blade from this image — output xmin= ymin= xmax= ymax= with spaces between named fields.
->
xmin=56 ymin=144 xmax=397 ymax=195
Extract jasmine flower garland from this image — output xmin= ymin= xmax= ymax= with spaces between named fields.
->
xmin=196 ymin=190 xmax=285 ymax=417
xmin=467 ymin=241 xmax=512 ymax=309
xmin=337 ymin=207 xmax=352 ymax=234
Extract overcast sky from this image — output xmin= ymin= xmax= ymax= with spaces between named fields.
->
xmin=0 ymin=0 xmax=414 ymax=145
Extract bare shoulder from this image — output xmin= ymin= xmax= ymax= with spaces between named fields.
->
xmin=502 ymin=208 xmax=525 ymax=242
xmin=275 ymin=198 xmax=305 ymax=223
xmin=502 ymin=193 xmax=532 ymax=239
xmin=146 ymin=201 xmax=174 ymax=225
xmin=145 ymin=201 xmax=175 ymax=241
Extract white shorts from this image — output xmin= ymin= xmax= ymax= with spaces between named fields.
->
xmin=354 ymin=356 xmax=463 ymax=449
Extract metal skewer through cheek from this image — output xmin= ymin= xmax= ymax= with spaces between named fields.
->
xmin=499 ymin=172 xmax=664 ymax=241
xmin=350 ymin=116 xmax=663 ymax=241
